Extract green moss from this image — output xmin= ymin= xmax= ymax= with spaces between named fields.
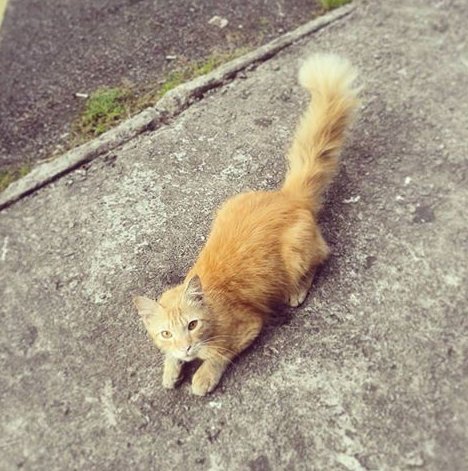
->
xmin=192 ymin=56 xmax=221 ymax=77
xmin=0 ymin=164 xmax=31 ymax=192
xmin=159 ymin=70 xmax=187 ymax=96
xmin=320 ymin=0 xmax=351 ymax=10
xmin=75 ymin=87 xmax=131 ymax=139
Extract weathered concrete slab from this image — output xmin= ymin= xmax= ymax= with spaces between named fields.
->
xmin=1 ymin=0 xmax=467 ymax=470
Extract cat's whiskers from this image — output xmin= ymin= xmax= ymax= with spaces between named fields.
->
xmin=203 ymin=334 xmax=233 ymax=342
xmin=199 ymin=339 xmax=234 ymax=351
xmin=206 ymin=344 xmax=237 ymax=357
xmin=209 ymin=349 xmax=234 ymax=365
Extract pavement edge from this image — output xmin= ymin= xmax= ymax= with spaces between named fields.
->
xmin=0 ymin=3 xmax=355 ymax=211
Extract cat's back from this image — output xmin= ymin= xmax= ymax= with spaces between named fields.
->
xmin=199 ymin=190 xmax=308 ymax=263
xmin=214 ymin=190 xmax=297 ymax=235
xmin=192 ymin=190 xmax=312 ymax=307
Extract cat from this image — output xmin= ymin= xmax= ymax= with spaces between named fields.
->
xmin=134 ymin=53 xmax=360 ymax=396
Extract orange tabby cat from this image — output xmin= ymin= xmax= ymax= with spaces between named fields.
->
xmin=134 ymin=53 xmax=359 ymax=396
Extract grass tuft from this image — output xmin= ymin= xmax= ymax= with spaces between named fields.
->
xmin=0 ymin=164 xmax=31 ymax=192
xmin=320 ymin=0 xmax=351 ymax=10
xmin=74 ymin=87 xmax=131 ymax=139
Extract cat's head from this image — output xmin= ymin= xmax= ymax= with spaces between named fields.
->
xmin=133 ymin=276 xmax=212 ymax=362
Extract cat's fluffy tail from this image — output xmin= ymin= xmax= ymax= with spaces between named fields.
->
xmin=282 ymin=53 xmax=360 ymax=213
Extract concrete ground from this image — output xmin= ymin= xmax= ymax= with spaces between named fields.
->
xmin=1 ymin=0 xmax=467 ymax=469
xmin=0 ymin=0 xmax=320 ymax=169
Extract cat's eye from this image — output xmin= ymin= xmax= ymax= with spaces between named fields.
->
xmin=188 ymin=320 xmax=198 ymax=331
xmin=161 ymin=331 xmax=172 ymax=339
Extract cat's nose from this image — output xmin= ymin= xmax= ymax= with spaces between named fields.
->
xmin=185 ymin=345 xmax=192 ymax=353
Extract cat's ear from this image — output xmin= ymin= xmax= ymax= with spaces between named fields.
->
xmin=133 ymin=295 xmax=160 ymax=322
xmin=183 ymin=275 xmax=204 ymax=306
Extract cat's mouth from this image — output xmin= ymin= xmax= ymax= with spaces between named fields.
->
xmin=177 ymin=349 xmax=198 ymax=362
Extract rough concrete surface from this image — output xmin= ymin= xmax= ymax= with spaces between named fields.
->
xmin=1 ymin=0 xmax=467 ymax=470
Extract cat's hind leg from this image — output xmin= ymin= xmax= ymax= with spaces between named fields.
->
xmin=282 ymin=212 xmax=329 ymax=307
xmin=288 ymin=268 xmax=317 ymax=307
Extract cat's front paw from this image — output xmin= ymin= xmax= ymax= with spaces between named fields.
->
xmin=191 ymin=367 xmax=221 ymax=396
xmin=162 ymin=371 xmax=181 ymax=389
xmin=162 ymin=358 xmax=183 ymax=389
